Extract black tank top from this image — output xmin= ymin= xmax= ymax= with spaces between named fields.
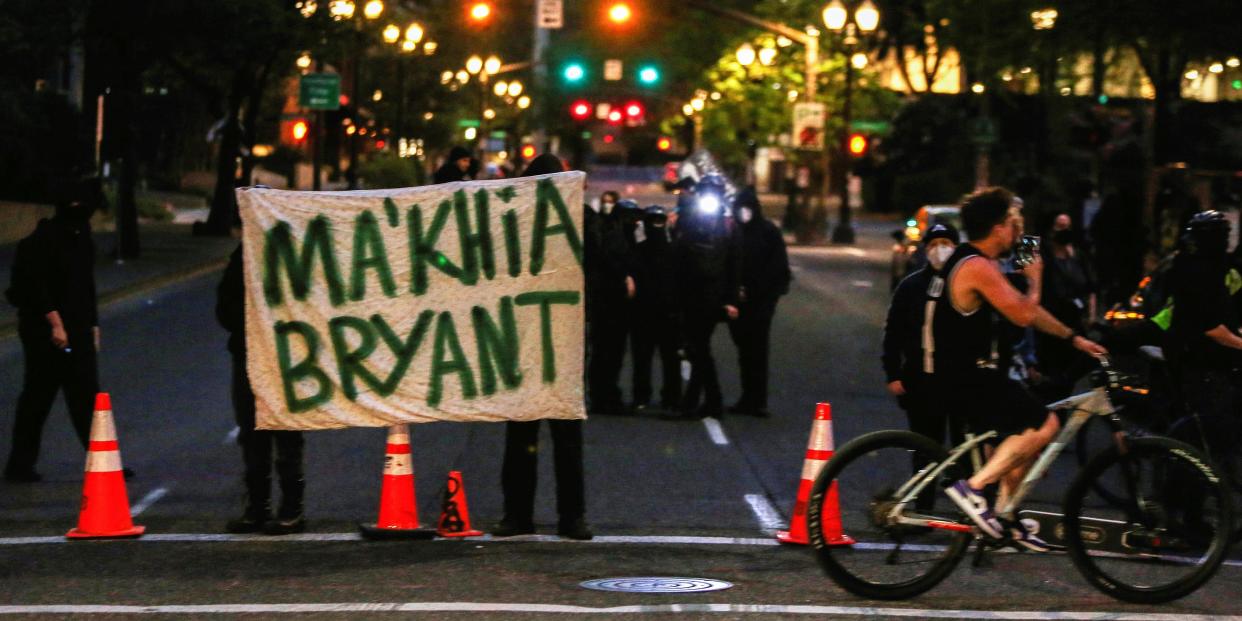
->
xmin=930 ymin=243 xmax=997 ymax=377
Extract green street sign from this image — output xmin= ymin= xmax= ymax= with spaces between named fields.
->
xmin=490 ymin=130 xmax=508 ymax=139
xmin=849 ymin=120 xmax=891 ymax=134
xmin=458 ymin=119 xmax=481 ymax=128
xmin=300 ymin=73 xmax=341 ymax=110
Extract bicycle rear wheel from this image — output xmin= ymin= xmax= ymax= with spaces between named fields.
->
xmin=1064 ymin=436 xmax=1233 ymax=604
xmin=808 ymin=430 xmax=973 ymax=600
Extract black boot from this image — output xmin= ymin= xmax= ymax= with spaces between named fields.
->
xmin=266 ymin=438 xmax=305 ymax=535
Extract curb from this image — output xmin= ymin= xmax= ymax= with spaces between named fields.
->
xmin=0 ymin=257 xmax=229 ymax=342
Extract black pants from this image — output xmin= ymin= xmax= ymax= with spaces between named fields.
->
xmin=898 ymin=375 xmax=963 ymax=510
xmin=682 ymin=311 xmax=722 ymax=413
xmin=232 ymin=355 xmax=304 ymax=517
xmin=500 ymin=419 xmax=584 ymax=525
xmin=727 ymin=300 xmax=776 ymax=410
xmin=586 ymin=307 xmax=627 ymax=410
xmin=631 ymin=310 xmax=682 ymax=407
xmin=5 ymin=323 xmax=97 ymax=474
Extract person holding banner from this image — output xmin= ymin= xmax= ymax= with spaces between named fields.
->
xmin=495 ymin=153 xmax=592 ymax=540
xmin=216 ymin=242 xmax=306 ymax=535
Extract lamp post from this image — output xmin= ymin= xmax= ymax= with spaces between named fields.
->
xmin=823 ymin=0 xmax=879 ymax=244
xmin=339 ymin=0 xmax=384 ymax=190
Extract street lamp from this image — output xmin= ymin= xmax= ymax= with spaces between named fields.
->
xmin=382 ymin=24 xmax=400 ymax=44
xmin=736 ymin=43 xmax=756 ymax=67
xmin=494 ymin=80 xmax=509 ymax=97
xmin=363 ymin=0 xmax=384 ymax=19
xmin=507 ymin=80 xmax=523 ymax=97
xmin=466 ymin=55 xmax=484 ymax=75
xmin=517 ymin=96 xmax=531 ymax=109
xmin=404 ymin=22 xmax=423 ymax=43
xmin=484 ymin=55 xmax=501 ymax=76
xmin=329 ymin=0 xmax=355 ymax=20
xmin=823 ymin=0 xmax=881 ymax=244
xmin=423 ymin=40 xmax=437 ymax=55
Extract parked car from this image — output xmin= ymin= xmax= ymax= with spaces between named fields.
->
xmin=889 ymin=205 xmax=963 ymax=289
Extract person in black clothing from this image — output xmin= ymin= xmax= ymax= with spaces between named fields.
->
xmin=727 ymin=187 xmax=790 ymax=417
xmin=494 ymin=153 xmax=592 ymax=540
xmin=4 ymin=177 xmax=110 ymax=483
xmin=1168 ymin=212 xmax=1242 ymax=437
xmin=216 ymin=242 xmax=306 ymax=534
xmin=631 ymin=205 xmax=682 ymax=413
xmin=882 ymin=223 xmax=963 ymax=453
xmin=674 ymin=174 xmax=741 ymax=419
xmin=584 ymin=193 xmax=635 ymax=416
xmin=1034 ymin=213 xmax=1097 ymax=400
xmin=432 ymin=146 xmax=474 ymax=184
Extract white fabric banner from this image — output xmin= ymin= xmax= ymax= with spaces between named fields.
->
xmin=237 ymin=172 xmax=586 ymax=430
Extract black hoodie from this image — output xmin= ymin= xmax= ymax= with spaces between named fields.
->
xmin=733 ymin=188 xmax=790 ymax=307
xmin=7 ymin=215 xmax=98 ymax=333
xmin=433 ymin=146 xmax=474 ymax=184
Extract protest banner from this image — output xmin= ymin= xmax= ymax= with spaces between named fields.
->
xmin=236 ymin=172 xmax=586 ymax=430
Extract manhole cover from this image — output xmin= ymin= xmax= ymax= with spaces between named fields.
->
xmin=579 ymin=577 xmax=734 ymax=593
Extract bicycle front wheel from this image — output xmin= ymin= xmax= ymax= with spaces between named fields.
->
xmin=1064 ymin=436 xmax=1233 ymax=604
xmin=808 ymin=430 xmax=973 ymax=600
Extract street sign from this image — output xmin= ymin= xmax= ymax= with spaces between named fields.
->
xmin=792 ymin=103 xmax=826 ymax=151
xmin=849 ymin=119 xmax=891 ymax=134
xmin=458 ymin=119 xmax=481 ymax=128
xmin=299 ymin=73 xmax=341 ymax=110
xmin=537 ymin=0 xmax=563 ymax=28
xmin=604 ymin=59 xmax=623 ymax=81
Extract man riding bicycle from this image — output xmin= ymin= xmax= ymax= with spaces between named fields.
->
xmin=934 ymin=188 xmax=1107 ymax=549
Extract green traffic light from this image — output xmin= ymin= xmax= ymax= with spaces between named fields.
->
xmin=638 ymin=65 xmax=660 ymax=85
xmin=1233 ymin=79 xmax=1242 ymax=90
xmin=564 ymin=63 xmax=585 ymax=83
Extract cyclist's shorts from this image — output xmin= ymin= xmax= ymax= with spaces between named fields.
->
xmin=936 ymin=370 xmax=1049 ymax=440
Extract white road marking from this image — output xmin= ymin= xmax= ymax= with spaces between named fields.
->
xmin=850 ymin=280 xmax=874 ymax=288
xmin=2 ymin=532 xmax=1239 ymax=570
xmin=743 ymin=494 xmax=786 ymax=534
xmin=0 ymin=603 xmax=1237 ymax=619
xmin=702 ymin=418 xmax=729 ymax=445
xmin=223 ymin=426 xmax=239 ymax=445
xmin=129 ymin=487 xmax=169 ymax=517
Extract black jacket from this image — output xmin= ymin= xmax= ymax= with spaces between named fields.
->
xmin=216 ymin=245 xmax=246 ymax=357
xmin=738 ymin=216 xmax=790 ymax=308
xmin=7 ymin=217 xmax=98 ymax=333
xmin=673 ymin=211 xmax=741 ymax=316
xmin=882 ymin=266 xmax=938 ymax=383
xmin=584 ymin=207 xmax=633 ymax=315
xmin=633 ymin=222 xmax=678 ymax=315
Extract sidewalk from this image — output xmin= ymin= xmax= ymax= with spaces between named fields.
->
xmin=0 ymin=221 xmax=237 ymax=339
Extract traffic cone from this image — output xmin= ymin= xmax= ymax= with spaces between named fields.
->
xmin=359 ymin=424 xmax=436 ymax=540
xmin=436 ymin=470 xmax=483 ymax=538
xmin=66 ymin=393 xmax=145 ymax=539
xmin=777 ymin=402 xmax=853 ymax=546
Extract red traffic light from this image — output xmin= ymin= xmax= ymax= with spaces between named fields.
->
xmin=624 ymin=101 xmax=644 ymax=118
xmin=848 ymin=133 xmax=868 ymax=156
xmin=657 ymin=137 xmax=672 ymax=151
xmin=469 ymin=2 xmax=492 ymax=22
xmin=521 ymin=144 xmax=537 ymax=159
xmin=570 ymin=100 xmax=591 ymax=120
xmin=607 ymin=2 xmax=633 ymax=24
xmin=291 ymin=120 xmax=309 ymax=142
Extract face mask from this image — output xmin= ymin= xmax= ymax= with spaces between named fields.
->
xmin=1052 ymin=229 xmax=1074 ymax=245
xmin=601 ymin=201 xmax=615 ymax=214
xmin=739 ymin=207 xmax=753 ymax=224
xmin=927 ymin=245 xmax=955 ymax=270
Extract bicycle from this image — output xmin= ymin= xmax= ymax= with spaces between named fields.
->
xmin=807 ymin=357 xmax=1234 ymax=604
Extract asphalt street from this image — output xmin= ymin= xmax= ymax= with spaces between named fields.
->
xmin=1 ymin=198 xmax=1239 ymax=620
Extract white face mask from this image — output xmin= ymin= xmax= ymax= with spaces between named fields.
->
xmin=739 ymin=207 xmax=753 ymax=224
xmin=600 ymin=201 xmax=615 ymax=214
xmin=927 ymin=245 xmax=955 ymax=271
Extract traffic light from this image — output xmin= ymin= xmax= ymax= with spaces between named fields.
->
xmin=292 ymin=120 xmax=309 ymax=142
xmin=563 ymin=62 xmax=586 ymax=83
xmin=624 ymin=101 xmax=644 ymax=119
xmin=607 ymin=2 xmax=632 ymax=24
xmin=657 ymin=137 xmax=672 ymax=151
xmin=469 ymin=2 xmax=491 ymax=22
xmin=637 ymin=65 xmax=660 ymax=85
xmin=570 ymin=100 xmax=591 ymax=120
xmin=521 ymin=144 xmax=537 ymax=159
xmin=847 ymin=133 xmax=868 ymax=157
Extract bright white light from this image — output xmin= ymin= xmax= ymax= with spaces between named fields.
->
xmin=1229 ymin=57 xmax=1241 ymax=68
xmin=507 ymin=81 xmax=523 ymax=97
xmin=517 ymin=95 xmax=531 ymax=109
xmin=466 ymin=55 xmax=483 ymax=75
xmin=856 ymin=0 xmax=880 ymax=32
xmin=736 ymin=43 xmax=756 ymax=67
xmin=691 ymin=98 xmax=705 ymax=111
xmin=1209 ymin=62 xmax=1224 ymax=74
xmin=1185 ymin=69 xmax=1200 ymax=81
xmin=363 ymin=0 xmax=384 ymax=20
xmin=484 ymin=55 xmax=502 ymax=75
xmin=758 ymin=47 xmax=777 ymax=66
xmin=971 ymin=82 xmax=985 ymax=94
xmin=404 ymin=22 xmax=423 ymax=43
xmin=851 ymin=52 xmax=868 ymax=69
xmin=822 ymin=0 xmax=847 ymax=31
xmin=464 ymin=127 xmax=478 ymax=140
xmin=697 ymin=194 xmax=721 ymax=215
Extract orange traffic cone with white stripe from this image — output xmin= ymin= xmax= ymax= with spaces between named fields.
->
xmin=359 ymin=424 xmax=436 ymax=540
xmin=436 ymin=470 xmax=483 ymax=538
xmin=66 ymin=393 xmax=144 ymax=539
xmin=777 ymin=402 xmax=853 ymax=546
